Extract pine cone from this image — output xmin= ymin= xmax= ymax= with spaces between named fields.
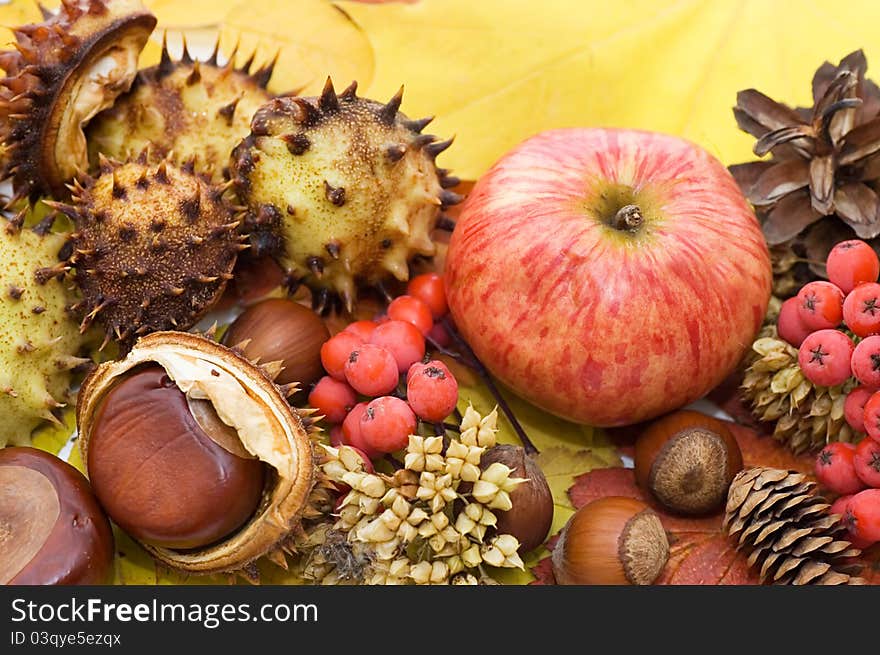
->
xmin=741 ymin=326 xmax=858 ymax=453
xmin=730 ymin=50 xmax=880 ymax=286
xmin=724 ymin=467 xmax=865 ymax=585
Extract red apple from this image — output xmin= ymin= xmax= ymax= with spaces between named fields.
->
xmin=445 ymin=129 xmax=771 ymax=427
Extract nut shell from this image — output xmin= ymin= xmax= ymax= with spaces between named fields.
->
xmin=77 ymin=331 xmax=316 ymax=575
xmin=1 ymin=447 xmax=114 ymax=585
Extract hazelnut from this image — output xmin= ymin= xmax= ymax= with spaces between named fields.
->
xmin=552 ymin=496 xmax=668 ymax=585
xmin=634 ymin=410 xmax=743 ymax=515
xmin=223 ymin=298 xmax=329 ymax=387
xmin=87 ymin=365 xmax=266 ymax=549
xmin=480 ymin=445 xmax=553 ymax=552
xmin=1 ymin=447 xmax=114 ymax=585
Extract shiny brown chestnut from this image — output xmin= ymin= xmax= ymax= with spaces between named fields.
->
xmin=87 ymin=365 xmax=266 ymax=549
xmin=480 ymin=445 xmax=553 ymax=552
xmin=634 ymin=410 xmax=743 ymax=515
xmin=1 ymin=447 xmax=114 ymax=585
xmin=223 ymin=298 xmax=329 ymax=387
xmin=552 ymin=497 xmax=668 ymax=585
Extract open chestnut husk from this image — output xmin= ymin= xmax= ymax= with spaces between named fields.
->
xmin=634 ymin=410 xmax=743 ymax=515
xmin=552 ymin=497 xmax=669 ymax=585
xmin=1 ymin=447 xmax=114 ymax=585
xmin=480 ymin=445 xmax=553 ymax=552
xmin=223 ymin=298 xmax=330 ymax=387
xmin=77 ymin=331 xmax=320 ymax=578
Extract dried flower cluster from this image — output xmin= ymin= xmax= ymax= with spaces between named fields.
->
xmin=299 ymin=406 xmax=526 ymax=584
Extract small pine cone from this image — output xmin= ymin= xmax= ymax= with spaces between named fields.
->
xmin=480 ymin=534 xmax=524 ymax=569
xmin=724 ymin=467 xmax=865 ymax=585
xmin=459 ymin=404 xmax=499 ymax=448
xmin=404 ymin=435 xmax=445 ymax=472
xmin=471 ymin=462 xmax=524 ymax=511
xmin=445 ymin=440 xmax=484 ymax=482
xmin=742 ymin=326 xmax=858 ymax=454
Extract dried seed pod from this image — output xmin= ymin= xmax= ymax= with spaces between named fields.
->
xmin=230 ymin=79 xmax=461 ymax=313
xmin=223 ymin=298 xmax=330 ymax=387
xmin=479 ymin=445 xmax=553 ymax=552
xmin=552 ymin=497 xmax=669 ymax=585
xmin=0 ymin=0 xmax=157 ymax=202
xmin=634 ymin=410 xmax=743 ymax=515
xmin=77 ymin=331 xmax=319 ymax=578
xmin=55 ymin=157 xmax=242 ymax=348
xmin=1 ymin=447 xmax=114 ymax=585
xmin=87 ymin=38 xmax=274 ymax=182
xmin=0 ymin=216 xmax=88 ymax=447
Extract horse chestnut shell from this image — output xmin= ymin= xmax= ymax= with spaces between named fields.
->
xmin=1 ymin=447 xmax=114 ymax=585
xmin=223 ymin=298 xmax=329 ymax=387
xmin=87 ymin=366 xmax=266 ymax=549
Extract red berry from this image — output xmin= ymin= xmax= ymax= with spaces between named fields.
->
xmin=344 ymin=320 xmax=378 ymax=342
xmin=387 ymin=295 xmax=433 ymax=336
xmin=843 ymin=282 xmax=880 ymax=337
xmin=344 ymin=344 xmax=399 ymax=396
xmin=826 ymin=239 xmax=880 ymax=294
xmin=796 ymin=281 xmax=844 ymax=330
xmin=830 ymin=494 xmax=853 ymax=520
xmin=406 ymin=360 xmax=459 ymax=422
xmin=844 ymin=489 xmax=880 ymax=543
xmin=863 ymin=392 xmax=880 ymax=441
xmin=777 ymin=297 xmax=812 ymax=347
xmin=815 ymin=442 xmax=866 ymax=495
xmin=360 ymin=396 xmax=418 ymax=454
xmin=369 ymin=320 xmax=426 ymax=373
xmin=407 ymin=361 xmax=426 ymax=384
xmin=329 ymin=425 xmax=345 ymax=447
xmin=852 ymin=335 xmax=880 ymax=388
xmin=308 ymin=376 xmax=357 ymax=424
xmin=797 ymin=329 xmax=854 ymax=387
xmin=320 ymin=331 xmax=363 ymax=381
xmin=844 ymin=386 xmax=875 ymax=433
xmin=342 ymin=402 xmax=381 ymax=459
xmin=427 ymin=322 xmax=451 ymax=348
xmin=407 ymin=272 xmax=448 ymax=318
xmin=854 ymin=437 xmax=880 ymax=488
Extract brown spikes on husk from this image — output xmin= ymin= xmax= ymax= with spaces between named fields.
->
xmin=0 ymin=0 xmax=157 ymax=203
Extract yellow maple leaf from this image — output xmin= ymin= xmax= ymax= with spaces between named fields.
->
xmin=340 ymin=0 xmax=880 ymax=179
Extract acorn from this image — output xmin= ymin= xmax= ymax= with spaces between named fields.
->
xmin=0 ymin=447 xmax=114 ymax=585
xmin=77 ymin=331 xmax=322 ymax=579
xmin=223 ymin=298 xmax=330 ymax=388
xmin=551 ymin=497 xmax=669 ymax=585
xmin=634 ymin=410 xmax=744 ymax=515
xmin=479 ymin=445 xmax=553 ymax=552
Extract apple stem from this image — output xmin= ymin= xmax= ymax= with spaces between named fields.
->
xmin=440 ymin=317 xmax=539 ymax=455
xmin=611 ymin=204 xmax=643 ymax=231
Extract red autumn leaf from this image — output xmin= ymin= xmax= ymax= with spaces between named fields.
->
xmin=531 ymin=419 xmax=865 ymax=585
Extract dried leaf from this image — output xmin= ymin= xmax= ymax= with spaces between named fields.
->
xmin=533 ymin=445 xmax=621 ymax=511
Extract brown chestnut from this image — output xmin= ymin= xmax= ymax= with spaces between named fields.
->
xmin=480 ymin=445 xmax=553 ymax=552
xmin=552 ymin=497 xmax=668 ymax=585
xmin=87 ymin=366 xmax=266 ymax=549
xmin=223 ymin=298 xmax=329 ymax=387
xmin=634 ymin=410 xmax=743 ymax=515
xmin=1 ymin=447 xmax=114 ymax=585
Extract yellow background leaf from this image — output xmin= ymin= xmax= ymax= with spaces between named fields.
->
xmin=339 ymin=0 xmax=880 ymax=179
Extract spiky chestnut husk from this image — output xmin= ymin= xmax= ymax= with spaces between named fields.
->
xmin=0 ymin=0 xmax=156 ymax=204
xmin=87 ymin=39 xmax=274 ymax=182
xmin=230 ymin=79 xmax=461 ymax=314
xmin=0 ymin=217 xmax=88 ymax=447
xmin=77 ymin=331 xmax=328 ymax=580
xmin=51 ymin=156 xmax=243 ymax=348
